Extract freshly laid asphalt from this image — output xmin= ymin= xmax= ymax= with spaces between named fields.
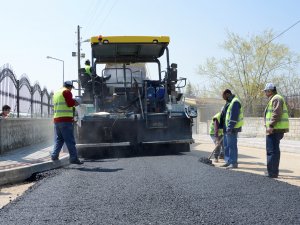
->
xmin=0 ymin=152 xmax=300 ymax=224
xmin=0 ymin=134 xmax=299 ymax=224
xmin=1 ymin=133 xmax=299 ymax=187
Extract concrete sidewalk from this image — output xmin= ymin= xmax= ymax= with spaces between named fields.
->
xmin=193 ymin=134 xmax=300 ymax=187
xmin=0 ymin=143 xmax=69 ymax=186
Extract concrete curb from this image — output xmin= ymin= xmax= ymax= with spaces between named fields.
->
xmin=0 ymin=155 xmax=70 ymax=186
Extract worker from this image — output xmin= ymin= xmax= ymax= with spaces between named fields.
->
xmin=0 ymin=105 xmax=11 ymax=118
xmin=85 ymin=59 xmax=92 ymax=76
xmin=263 ymin=83 xmax=289 ymax=178
xmin=221 ymin=89 xmax=244 ymax=169
xmin=84 ymin=59 xmax=110 ymax=83
xmin=51 ymin=81 xmax=83 ymax=164
xmin=209 ymin=111 xmax=224 ymax=162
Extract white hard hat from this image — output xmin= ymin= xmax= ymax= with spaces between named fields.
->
xmin=263 ymin=83 xmax=276 ymax=91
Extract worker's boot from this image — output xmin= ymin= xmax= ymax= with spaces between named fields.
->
xmin=221 ymin=163 xmax=230 ymax=167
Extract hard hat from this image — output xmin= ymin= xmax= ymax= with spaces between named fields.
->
xmin=263 ymin=83 xmax=276 ymax=91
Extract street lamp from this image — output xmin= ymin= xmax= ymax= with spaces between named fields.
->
xmin=46 ymin=56 xmax=64 ymax=85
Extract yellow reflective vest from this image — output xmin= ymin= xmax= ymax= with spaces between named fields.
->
xmin=53 ymin=88 xmax=73 ymax=118
xmin=265 ymin=94 xmax=289 ymax=130
xmin=225 ymin=96 xmax=244 ymax=128
xmin=209 ymin=112 xmax=224 ymax=136
xmin=85 ymin=65 xmax=92 ymax=76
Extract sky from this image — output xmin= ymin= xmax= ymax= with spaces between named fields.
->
xmin=0 ymin=0 xmax=299 ymax=93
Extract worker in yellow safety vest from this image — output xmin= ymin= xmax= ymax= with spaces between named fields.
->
xmin=263 ymin=83 xmax=289 ymax=178
xmin=85 ymin=59 xmax=92 ymax=76
xmin=84 ymin=59 xmax=111 ymax=83
xmin=221 ymin=89 xmax=244 ymax=169
xmin=51 ymin=81 xmax=83 ymax=165
xmin=209 ymin=111 xmax=224 ymax=163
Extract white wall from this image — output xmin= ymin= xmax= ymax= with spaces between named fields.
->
xmin=200 ymin=117 xmax=300 ymax=140
xmin=0 ymin=118 xmax=53 ymax=154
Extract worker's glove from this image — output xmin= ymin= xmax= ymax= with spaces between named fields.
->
xmin=74 ymin=97 xmax=81 ymax=105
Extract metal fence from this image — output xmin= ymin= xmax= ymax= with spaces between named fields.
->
xmin=0 ymin=64 xmax=53 ymax=118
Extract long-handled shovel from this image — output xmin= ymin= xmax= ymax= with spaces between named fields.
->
xmin=198 ymin=137 xmax=224 ymax=166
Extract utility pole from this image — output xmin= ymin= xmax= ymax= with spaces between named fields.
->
xmin=77 ymin=25 xmax=81 ymax=96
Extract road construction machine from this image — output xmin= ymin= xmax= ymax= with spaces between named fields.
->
xmin=75 ymin=35 xmax=197 ymax=158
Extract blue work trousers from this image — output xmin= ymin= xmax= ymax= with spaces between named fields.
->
xmin=51 ymin=122 xmax=78 ymax=161
xmin=266 ymin=133 xmax=284 ymax=176
xmin=224 ymin=132 xmax=238 ymax=165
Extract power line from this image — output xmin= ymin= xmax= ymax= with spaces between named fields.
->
xmin=96 ymin=0 xmax=119 ymax=31
xmin=80 ymin=0 xmax=99 ymax=24
xmin=87 ymin=0 xmax=110 ymax=34
xmin=83 ymin=0 xmax=105 ymax=37
xmin=261 ymin=19 xmax=300 ymax=48
xmin=81 ymin=0 xmax=119 ymax=39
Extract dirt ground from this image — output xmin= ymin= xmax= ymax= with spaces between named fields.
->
xmin=0 ymin=182 xmax=35 ymax=209
xmin=195 ymin=143 xmax=300 ymax=187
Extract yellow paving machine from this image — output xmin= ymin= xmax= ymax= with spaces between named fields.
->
xmin=75 ymin=35 xmax=197 ymax=158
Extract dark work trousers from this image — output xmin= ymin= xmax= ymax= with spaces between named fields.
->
xmin=266 ymin=132 xmax=284 ymax=176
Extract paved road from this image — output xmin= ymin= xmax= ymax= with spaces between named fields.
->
xmin=0 ymin=151 xmax=300 ymax=225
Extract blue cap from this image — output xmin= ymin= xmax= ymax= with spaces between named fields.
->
xmin=64 ymin=81 xmax=74 ymax=88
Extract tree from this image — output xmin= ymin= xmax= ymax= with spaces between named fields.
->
xmin=185 ymin=81 xmax=194 ymax=97
xmin=184 ymin=81 xmax=213 ymax=98
xmin=276 ymin=71 xmax=300 ymax=117
xmin=197 ymin=30 xmax=300 ymax=116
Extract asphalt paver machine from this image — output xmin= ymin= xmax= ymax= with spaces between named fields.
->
xmin=75 ymin=35 xmax=197 ymax=157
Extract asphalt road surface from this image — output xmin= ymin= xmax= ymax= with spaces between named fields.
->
xmin=0 ymin=150 xmax=300 ymax=225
